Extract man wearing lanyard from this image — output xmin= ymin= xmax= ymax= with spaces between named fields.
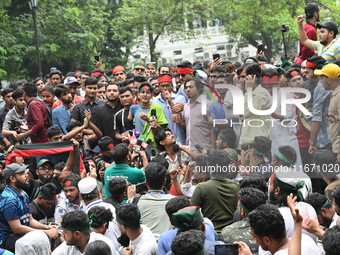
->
xmin=78 ymin=177 xmax=121 ymax=250
xmin=152 ymin=74 xmax=186 ymax=144
xmin=128 ymin=162 xmax=174 ymax=241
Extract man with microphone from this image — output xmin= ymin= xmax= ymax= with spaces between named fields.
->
xmin=152 ymin=74 xmax=186 ymax=144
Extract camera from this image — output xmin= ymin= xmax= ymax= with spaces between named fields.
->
xmin=280 ymin=24 xmax=290 ymax=33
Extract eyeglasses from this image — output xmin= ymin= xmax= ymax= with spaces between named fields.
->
xmin=134 ymin=68 xmax=145 ymax=72
xmin=39 ymin=168 xmax=53 ymax=171
xmin=160 ymin=84 xmax=170 ymax=88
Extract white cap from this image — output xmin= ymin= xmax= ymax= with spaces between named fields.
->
xmin=78 ymin=177 xmax=97 ymax=194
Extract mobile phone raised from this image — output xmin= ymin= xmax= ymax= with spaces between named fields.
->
xmin=215 ymin=244 xmax=239 ymax=255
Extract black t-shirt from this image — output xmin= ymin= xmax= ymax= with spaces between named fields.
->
xmin=30 ymin=201 xmax=47 ymax=224
xmin=114 ymin=108 xmax=134 ymax=134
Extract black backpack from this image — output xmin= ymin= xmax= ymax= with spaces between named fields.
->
xmin=31 ymin=99 xmax=52 ymax=127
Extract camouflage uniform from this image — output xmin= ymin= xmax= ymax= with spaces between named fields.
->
xmin=220 ymin=217 xmax=258 ymax=255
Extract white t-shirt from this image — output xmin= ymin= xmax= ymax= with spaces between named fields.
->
xmin=85 ymin=200 xmax=121 ymax=250
xmin=52 ymin=232 xmax=118 ymax=255
xmin=130 ymin=225 xmax=157 ymax=255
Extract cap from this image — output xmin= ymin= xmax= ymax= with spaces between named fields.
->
xmin=147 ymin=62 xmax=156 ymax=69
xmin=65 ymin=76 xmax=80 ymax=86
xmin=314 ymin=64 xmax=340 ymax=79
xmin=4 ymin=163 xmax=29 ymax=179
xmin=317 ymin=22 xmax=338 ymax=35
xmin=78 ymin=177 xmax=98 ymax=194
xmin=91 ymin=145 xmax=101 ymax=154
xmin=37 ymin=159 xmax=54 ymax=169
xmin=112 ymin=65 xmax=125 ymax=74
xmin=133 ymin=60 xmax=146 ymax=68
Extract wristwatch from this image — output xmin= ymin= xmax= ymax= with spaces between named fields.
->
xmin=309 ymin=140 xmax=315 ymax=146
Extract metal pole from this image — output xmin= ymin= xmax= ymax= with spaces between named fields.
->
xmin=32 ymin=5 xmax=42 ymax=78
xmin=282 ymin=31 xmax=287 ymax=59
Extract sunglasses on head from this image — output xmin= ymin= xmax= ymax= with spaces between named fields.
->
xmin=134 ymin=68 xmax=145 ymax=72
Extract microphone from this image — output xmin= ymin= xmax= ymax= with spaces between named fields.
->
xmin=137 ymin=138 xmax=152 ymax=150
xmin=165 ymin=98 xmax=169 ymax=108
xmin=173 ymin=144 xmax=181 ymax=165
xmin=195 ymin=144 xmax=205 ymax=154
xmin=129 ymin=130 xmax=137 ymax=147
xmin=147 ymin=109 xmax=157 ymax=133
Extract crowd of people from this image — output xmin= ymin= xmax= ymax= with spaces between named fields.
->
xmin=0 ymin=3 xmax=340 ymax=255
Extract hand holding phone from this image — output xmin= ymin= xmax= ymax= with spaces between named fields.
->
xmin=215 ymin=244 xmax=239 ymax=255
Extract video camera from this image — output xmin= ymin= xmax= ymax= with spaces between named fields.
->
xmin=280 ymin=24 xmax=290 ymax=33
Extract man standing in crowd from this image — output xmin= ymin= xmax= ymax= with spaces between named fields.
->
xmin=297 ymin=3 xmax=320 ymax=63
xmin=298 ymin=15 xmax=340 ymax=63
xmin=17 ymin=82 xmax=49 ymax=143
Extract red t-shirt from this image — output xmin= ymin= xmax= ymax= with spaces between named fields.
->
xmin=297 ymin=23 xmax=317 ymax=63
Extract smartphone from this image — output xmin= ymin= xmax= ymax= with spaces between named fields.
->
xmin=213 ymin=54 xmax=220 ymax=60
xmin=94 ymin=55 xmax=100 ymax=62
xmin=327 ymin=114 xmax=336 ymax=120
xmin=84 ymin=161 xmax=90 ymax=173
xmin=215 ymin=244 xmax=239 ymax=255
xmin=257 ymin=44 xmax=264 ymax=53
xmin=136 ymin=182 xmax=148 ymax=194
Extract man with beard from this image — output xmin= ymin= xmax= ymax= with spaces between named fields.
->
xmin=176 ymin=60 xmax=194 ymax=102
xmin=114 ymin=86 xmax=134 ymax=144
xmin=297 ymin=3 xmax=320 ymax=63
xmin=52 ymin=77 xmax=85 ymax=110
xmin=0 ymin=163 xmax=58 ymax=253
xmin=52 ymin=85 xmax=74 ymax=135
xmin=55 ymin=174 xmax=85 ymax=234
xmin=306 ymin=192 xmax=338 ymax=229
xmin=71 ymin=77 xmax=106 ymax=135
xmin=112 ymin=65 xmax=127 ymax=82
xmin=93 ymin=83 xmax=123 ymax=145
xmin=298 ymin=15 xmax=340 ymax=63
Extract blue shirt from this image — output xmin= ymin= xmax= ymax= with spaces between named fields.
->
xmin=0 ymin=185 xmax=31 ymax=242
xmin=130 ymin=105 xmax=150 ymax=132
xmin=210 ymin=100 xmax=226 ymax=132
xmin=311 ymin=82 xmax=331 ymax=148
xmin=52 ymin=104 xmax=73 ymax=135
xmin=152 ymin=93 xmax=187 ymax=144
xmin=177 ymin=85 xmax=188 ymax=102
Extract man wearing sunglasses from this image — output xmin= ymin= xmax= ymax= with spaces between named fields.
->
xmin=133 ymin=60 xmax=147 ymax=77
xmin=176 ymin=60 xmax=194 ymax=102
xmin=112 ymin=65 xmax=127 ymax=82
xmin=152 ymin=74 xmax=186 ymax=144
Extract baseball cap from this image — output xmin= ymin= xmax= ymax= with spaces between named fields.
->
xmin=314 ymin=64 xmax=340 ymax=78
xmin=133 ymin=60 xmax=146 ymax=68
xmin=78 ymin=177 xmax=98 ymax=194
xmin=317 ymin=22 xmax=339 ymax=35
xmin=65 ymin=76 xmax=80 ymax=85
xmin=112 ymin=65 xmax=125 ymax=74
xmin=4 ymin=163 xmax=29 ymax=179
xmin=37 ymin=159 xmax=54 ymax=169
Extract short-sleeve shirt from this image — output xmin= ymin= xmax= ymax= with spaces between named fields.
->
xmin=0 ymin=186 xmax=31 ymax=242
xmin=312 ymin=39 xmax=340 ymax=63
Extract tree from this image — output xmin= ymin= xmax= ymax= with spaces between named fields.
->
xmin=111 ymin=0 xmax=211 ymax=62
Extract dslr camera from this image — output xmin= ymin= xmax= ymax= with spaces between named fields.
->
xmin=280 ymin=23 xmax=290 ymax=33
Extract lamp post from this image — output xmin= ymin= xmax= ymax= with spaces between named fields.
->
xmin=29 ymin=0 xmax=43 ymax=78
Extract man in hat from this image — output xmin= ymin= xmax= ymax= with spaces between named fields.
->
xmin=52 ymin=76 xmax=84 ymax=110
xmin=298 ymin=15 xmax=340 ymax=63
xmin=133 ymin=60 xmax=146 ymax=77
xmin=314 ymin=64 xmax=340 ymax=158
xmin=78 ymin=177 xmax=120 ymax=250
xmin=112 ymin=65 xmax=127 ymax=82
xmin=0 ymin=163 xmax=58 ymax=253
xmin=147 ymin=62 xmax=157 ymax=75
xmin=297 ymin=3 xmax=320 ymax=63
xmin=152 ymin=74 xmax=186 ymax=144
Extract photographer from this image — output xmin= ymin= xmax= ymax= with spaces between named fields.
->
xmin=2 ymin=89 xmax=30 ymax=145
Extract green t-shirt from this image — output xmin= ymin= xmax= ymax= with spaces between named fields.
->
xmin=141 ymin=103 xmax=168 ymax=147
xmin=104 ymin=163 xmax=145 ymax=198
xmin=190 ymin=179 xmax=239 ymax=233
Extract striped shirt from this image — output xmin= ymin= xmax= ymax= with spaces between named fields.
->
xmin=312 ymin=39 xmax=340 ymax=63
xmin=0 ymin=186 xmax=30 ymax=242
